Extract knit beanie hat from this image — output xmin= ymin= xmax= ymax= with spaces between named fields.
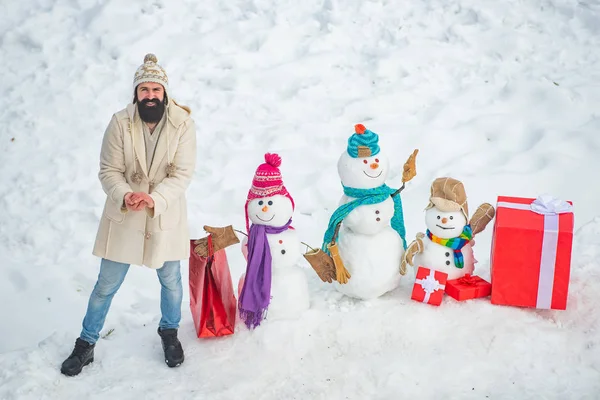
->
xmin=347 ymin=124 xmax=380 ymax=158
xmin=133 ymin=53 xmax=169 ymax=94
xmin=245 ymin=153 xmax=295 ymax=232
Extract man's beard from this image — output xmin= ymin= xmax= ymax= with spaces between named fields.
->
xmin=137 ymin=98 xmax=165 ymax=123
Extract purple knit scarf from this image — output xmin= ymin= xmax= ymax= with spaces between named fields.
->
xmin=238 ymin=219 xmax=292 ymax=329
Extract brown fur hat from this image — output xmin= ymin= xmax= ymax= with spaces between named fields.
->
xmin=425 ymin=177 xmax=468 ymax=219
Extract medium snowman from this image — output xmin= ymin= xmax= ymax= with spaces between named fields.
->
xmin=402 ymin=177 xmax=495 ymax=280
xmin=320 ymin=124 xmax=411 ymax=300
xmin=238 ymin=153 xmax=310 ymax=329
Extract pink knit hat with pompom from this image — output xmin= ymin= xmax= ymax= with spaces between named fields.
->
xmin=245 ymin=153 xmax=295 ymax=232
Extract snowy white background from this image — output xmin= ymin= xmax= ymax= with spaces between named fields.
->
xmin=1 ymin=0 xmax=600 ymax=398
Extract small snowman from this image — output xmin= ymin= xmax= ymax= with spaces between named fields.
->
xmin=238 ymin=153 xmax=310 ymax=329
xmin=320 ymin=124 xmax=416 ymax=300
xmin=402 ymin=177 xmax=495 ymax=280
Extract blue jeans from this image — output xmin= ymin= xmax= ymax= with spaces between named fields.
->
xmin=80 ymin=258 xmax=183 ymax=344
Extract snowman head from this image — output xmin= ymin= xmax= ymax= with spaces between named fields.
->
xmin=247 ymin=195 xmax=294 ymax=227
xmin=245 ymin=153 xmax=295 ymax=232
xmin=338 ymin=124 xmax=388 ymax=189
xmin=425 ymin=207 xmax=467 ymax=239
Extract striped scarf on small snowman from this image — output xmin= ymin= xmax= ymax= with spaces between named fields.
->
xmin=426 ymin=225 xmax=473 ymax=269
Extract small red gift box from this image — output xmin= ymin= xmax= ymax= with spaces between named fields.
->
xmin=490 ymin=195 xmax=574 ymax=310
xmin=411 ymin=266 xmax=448 ymax=306
xmin=445 ymin=274 xmax=491 ymax=301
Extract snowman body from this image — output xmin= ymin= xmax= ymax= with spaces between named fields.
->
xmin=240 ymin=194 xmax=309 ymax=321
xmin=333 ymin=151 xmax=404 ymax=300
xmin=264 ymin=228 xmax=310 ymax=319
xmin=413 ymin=207 xmax=474 ymax=280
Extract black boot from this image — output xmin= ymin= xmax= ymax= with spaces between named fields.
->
xmin=157 ymin=328 xmax=184 ymax=368
xmin=61 ymin=338 xmax=95 ymax=376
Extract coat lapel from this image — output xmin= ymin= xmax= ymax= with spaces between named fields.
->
xmin=148 ymin=120 xmax=170 ymax=179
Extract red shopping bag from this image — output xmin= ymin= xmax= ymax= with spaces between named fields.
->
xmin=189 ymin=235 xmax=236 ymax=338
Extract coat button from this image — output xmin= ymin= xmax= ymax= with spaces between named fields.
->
xmin=445 ymin=252 xmax=450 ymax=257
xmin=145 ymin=232 xmax=152 ymax=239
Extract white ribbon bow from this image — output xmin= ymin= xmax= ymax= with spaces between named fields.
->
xmin=530 ymin=195 xmax=573 ymax=215
xmin=416 ymin=270 xmax=445 ymax=303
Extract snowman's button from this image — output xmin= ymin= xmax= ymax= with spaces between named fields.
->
xmin=279 ymin=240 xmax=283 ymax=244
xmin=281 ymin=250 xmax=286 ymax=255
xmin=445 ymin=252 xmax=450 ymax=257
xmin=446 ymin=261 xmax=451 ymax=266
xmin=375 ymin=210 xmax=380 ymax=214
xmin=376 ymin=217 xmax=381 ymax=222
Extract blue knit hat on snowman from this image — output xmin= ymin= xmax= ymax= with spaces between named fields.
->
xmin=347 ymin=124 xmax=380 ymax=158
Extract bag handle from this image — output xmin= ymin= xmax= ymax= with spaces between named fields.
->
xmin=207 ymin=234 xmax=214 ymax=258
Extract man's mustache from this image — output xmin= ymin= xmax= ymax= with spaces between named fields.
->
xmin=140 ymin=98 xmax=160 ymax=107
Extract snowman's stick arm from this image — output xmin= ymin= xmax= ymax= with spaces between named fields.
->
xmin=390 ymin=183 xmax=405 ymax=198
xmin=301 ymin=241 xmax=317 ymax=252
xmin=234 ymin=229 xmax=248 ymax=238
xmin=391 ymin=149 xmax=419 ymax=198
xmin=331 ymin=222 xmax=342 ymax=244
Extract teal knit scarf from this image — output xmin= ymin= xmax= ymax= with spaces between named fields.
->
xmin=322 ymin=184 xmax=407 ymax=253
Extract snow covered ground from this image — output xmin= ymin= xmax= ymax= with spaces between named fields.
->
xmin=1 ymin=0 xmax=600 ymax=398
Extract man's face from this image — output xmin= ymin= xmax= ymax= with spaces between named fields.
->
xmin=136 ymin=82 xmax=164 ymax=103
xmin=136 ymin=82 xmax=165 ymax=123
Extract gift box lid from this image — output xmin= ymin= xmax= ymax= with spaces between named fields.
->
xmin=496 ymin=196 xmax=574 ymax=232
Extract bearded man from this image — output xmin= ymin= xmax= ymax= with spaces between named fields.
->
xmin=61 ymin=54 xmax=197 ymax=376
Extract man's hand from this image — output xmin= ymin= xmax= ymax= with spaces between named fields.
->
xmin=129 ymin=192 xmax=155 ymax=209
xmin=124 ymin=192 xmax=148 ymax=211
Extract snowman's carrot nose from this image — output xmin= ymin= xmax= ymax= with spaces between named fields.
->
xmin=441 ymin=217 xmax=448 ymax=224
xmin=262 ymin=205 xmax=269 ymax=212
xmin=370 ymin=162 xmax=379 ymax=169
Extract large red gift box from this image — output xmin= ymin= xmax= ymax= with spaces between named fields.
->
xmin=490 ymin=195 xmax=574 ymax=310
xmin=445 ymin=274 xmax=492 ymax=301
xmin=411 ymin=266 xmax=448 ymax=306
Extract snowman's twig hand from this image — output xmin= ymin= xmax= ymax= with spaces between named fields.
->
xmin=401 ymin=235 xmax=424 ymax=275
xmin=401 ymin=149 xmax=419 ymax=183
xmin=391 ymin=149 xmax=419 ymax=198
xmin=193 ymin=225 xmax=241 ymax=257
xmin=303 ymin=247 xmax=336 ymax=283
xmin=469 ymin=203 xmax=496 ymax=236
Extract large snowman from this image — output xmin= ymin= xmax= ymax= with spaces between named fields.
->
xmin=238 ymin=153 xmax=310 ymax=329
xmin=402 ymin=177 xmax=495 ymax=280
xmin=321 ymin=124 xmax=409 ymax=300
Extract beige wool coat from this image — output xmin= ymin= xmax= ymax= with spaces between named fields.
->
xmin=93 ymin=101 xmax=196 ymax=269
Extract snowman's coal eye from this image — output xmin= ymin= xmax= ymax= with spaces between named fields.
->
xmin=437 ymin=216 xmax=441 ymax=219
xmin=363 ymin=160 xmax=368 ymax=164
xmin=258 ymin=200 xmax=264 ymax=205
xmin=268 ymin=200 xmax=273 ymax=206
xmin=450 ymin=216 xmax=454 ymax=220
